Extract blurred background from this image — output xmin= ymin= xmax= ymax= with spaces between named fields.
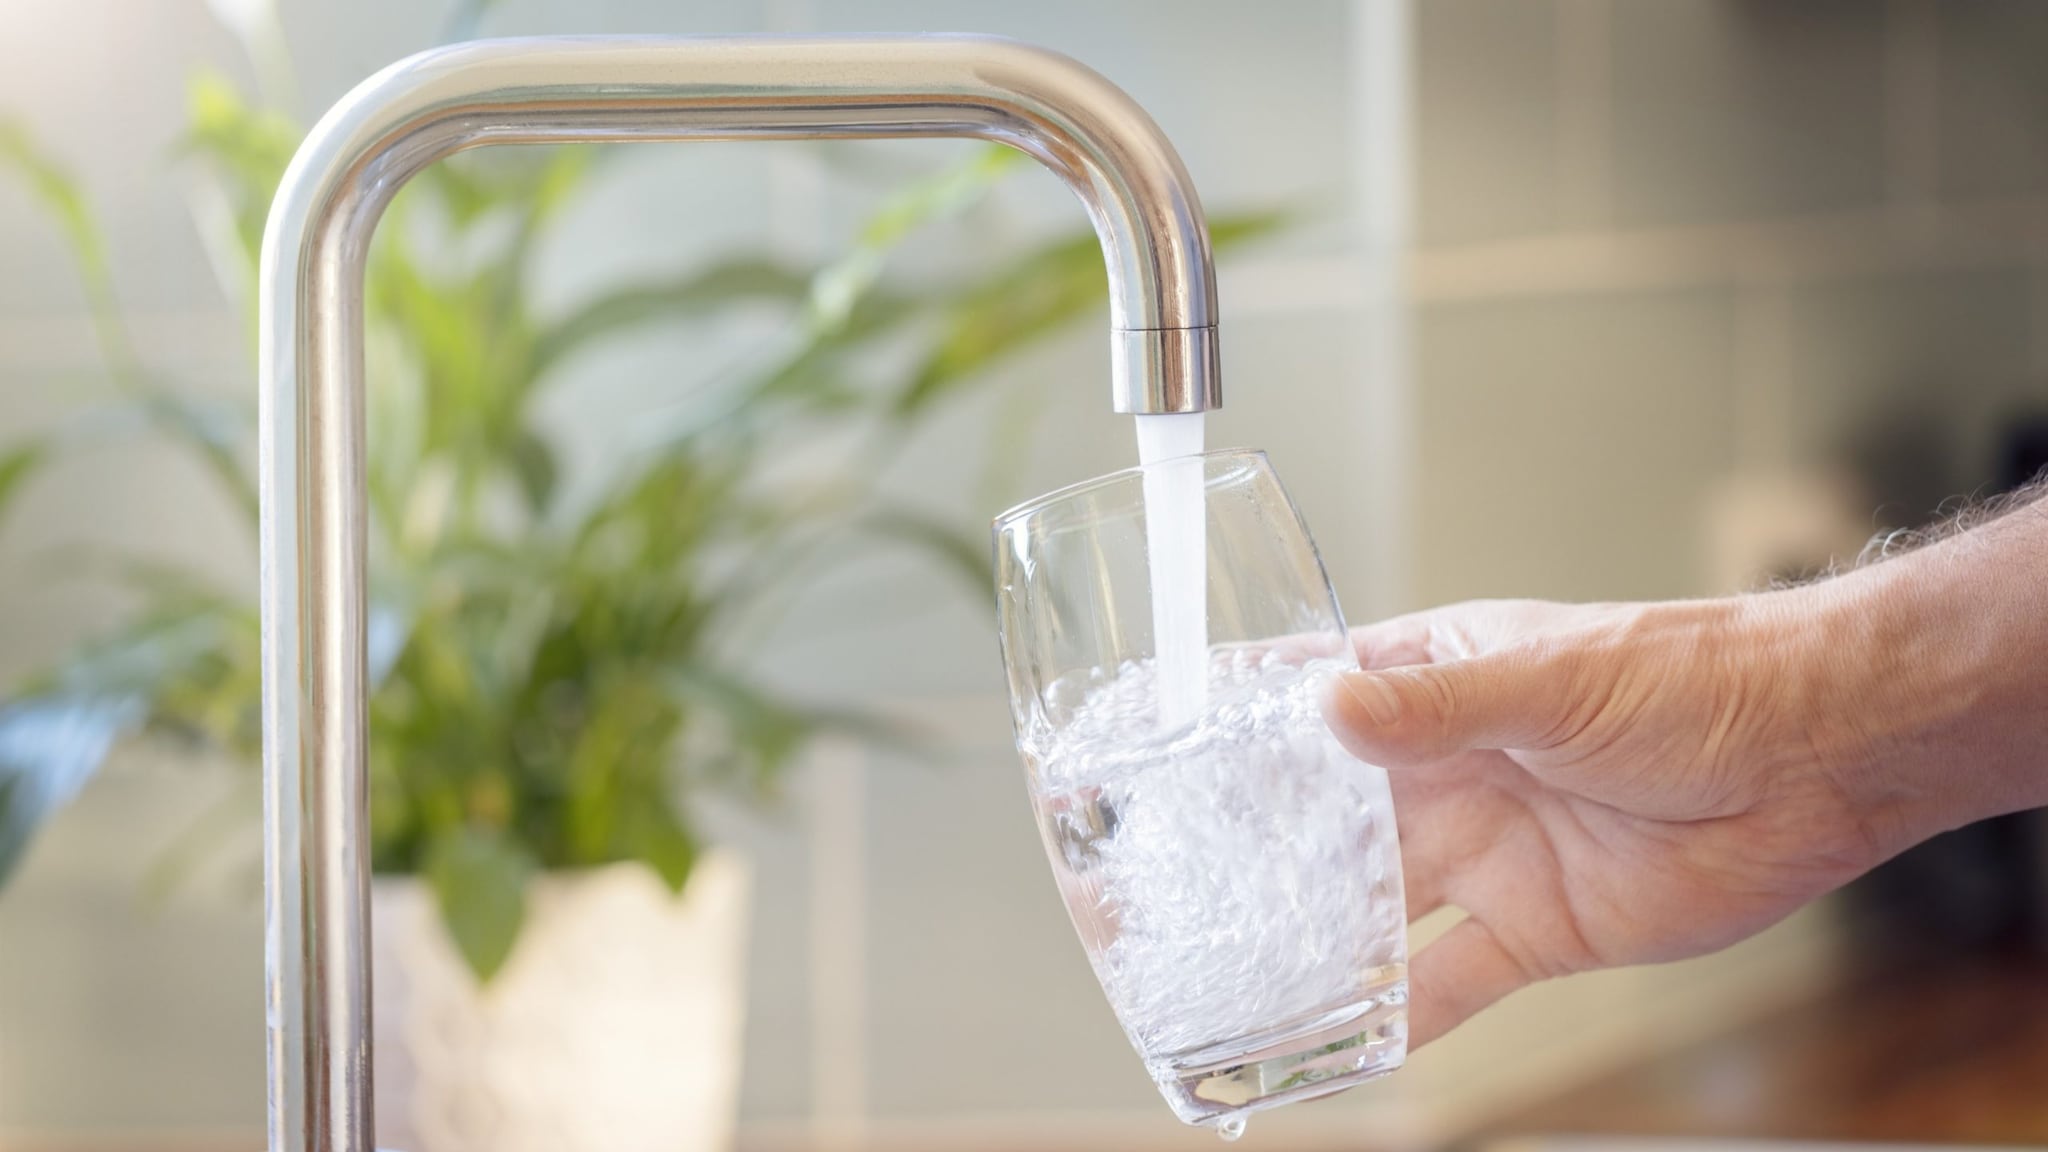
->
xmin=2 ymin=1 xmax=2046 ymax=1150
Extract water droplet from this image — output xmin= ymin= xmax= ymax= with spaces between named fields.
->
xmin=1216 ymin=1115 xmax=1247 ymax=1142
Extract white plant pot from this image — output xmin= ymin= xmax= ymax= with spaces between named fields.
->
xmin=370 ymin=852 xmax=750 ymax=1152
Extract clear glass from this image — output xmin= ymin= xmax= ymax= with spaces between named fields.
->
xmin=993 ymin=449 xmax=1408 ymax=1132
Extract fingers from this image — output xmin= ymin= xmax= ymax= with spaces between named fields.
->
xmin=1323 ymin=647 xmax=1582 ymax=768
xmin=1403 ymin=862 xmax=1447 ymax=922
xmin=1348 ymin=599 xmax=1562 ymax=670
xmin=1350 ymin=610 xmax=1446 ymax=670
xmin=1393 ymin=795 xmax=1447 ymax=920
xmin=1405 ymin=916 xmax=1531 ymax=1050
xmin=1386 ymin=769 xmax=1457 ymax=921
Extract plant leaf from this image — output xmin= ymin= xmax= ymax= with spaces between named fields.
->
xmin=860 ymin=504 xmax=994 ymax=594
xmin=137 ymin=390 xmax=259 ymax=522
xmin=0 ymin=444 xmax=48 ymax=535
xmin=180 ymin=71 xmax=298 ymax=276
xmin=425 ymin=824 xmax=534 ymax=983
xmin=0 ymin=694 xmax=145 ymax=887
xmin=5 ymin=594 xmax=261 ymax=765
xmin=141 ymin=776 xmax=260 ymax=905
xmin=808 ymin=145 xmax=1020 ymax=332
xmin=442 ymin=0 xmax=506 ymax=42
xmin=527 ymin=259 xmax=811 ymax=385
xmin=0 ymin=120 xmax=139 ymax=386
xmin=619 ymin=792 xmax=697 ymax=895
xmin=1207 ymin=208 xmax=1293 ymax=251
xmin=36 ymin=388 xmax=259 ymax=523
xmin=665 ymin=665 xmax=814 ymax=796
xmin=507 ymin=427 xmax=558 ymax=514
xmin=0 ymin=122 xmax=111 ymax=305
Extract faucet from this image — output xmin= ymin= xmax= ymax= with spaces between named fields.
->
xmin=258 ymin=35 xmax=1222 ymax=1152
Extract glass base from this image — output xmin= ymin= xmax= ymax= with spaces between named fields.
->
xmin=1146 ymin=972 xmax=1408 ymax=1130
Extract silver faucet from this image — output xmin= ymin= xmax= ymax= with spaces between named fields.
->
xmin=258 ymin=34 xmax=1222 ymax=1152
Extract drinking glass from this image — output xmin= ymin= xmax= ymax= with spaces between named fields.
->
xmin=993 ymin=449 xmax=1408 ymax=1133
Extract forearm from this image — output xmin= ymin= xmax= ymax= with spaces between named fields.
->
xmin=1784 ymin=492 xmax=2048 ymax=852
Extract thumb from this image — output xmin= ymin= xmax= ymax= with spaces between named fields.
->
xmin=1322 ymin=649 xmax=1582 ymax=768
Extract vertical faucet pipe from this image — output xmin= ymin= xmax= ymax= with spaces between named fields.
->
xmin=259 ymin=34 xmax=1221 ymax=1152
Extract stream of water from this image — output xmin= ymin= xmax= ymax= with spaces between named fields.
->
xmin=1134 ymin=413 xmax=1208 ymax=729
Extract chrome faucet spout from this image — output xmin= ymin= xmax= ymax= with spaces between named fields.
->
xmin=257 ymin=35 xmax=1222 ymax=1152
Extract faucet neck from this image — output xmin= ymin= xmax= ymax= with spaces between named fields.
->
xmin=258 ymin=34 xmax=1222 ymax=1152
xmin=267 ymin=35 xmax=1221 ymax=414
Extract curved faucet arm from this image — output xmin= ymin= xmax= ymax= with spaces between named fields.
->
xmin=265 ymin=35 xmax=1220 ymax=414
xmin=258 ymin=35 xmax=1221 ymax=1152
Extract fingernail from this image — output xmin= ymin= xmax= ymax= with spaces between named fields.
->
xmin=1341 ymin=671 xmax=1401 ymax=726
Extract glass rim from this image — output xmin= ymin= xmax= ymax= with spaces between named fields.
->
xmin=991 ymin=446 xmax=1270 ymax=532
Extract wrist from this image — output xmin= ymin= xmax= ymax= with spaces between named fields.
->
xmin=1773 ymin=517 xmax=2048 ymax=856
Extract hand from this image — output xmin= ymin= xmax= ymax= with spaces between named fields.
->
xmin=1322 ymin=594 xmax=1899 ymax=1049
xmin=1322 ymin=494 xmax=2048 ymax=1048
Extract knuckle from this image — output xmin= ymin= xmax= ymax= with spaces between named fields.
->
xmin=1426 ymin=615 xmax=1484 ymax=663
xmin=1409 ymin=665 xmax=1465 ymax=731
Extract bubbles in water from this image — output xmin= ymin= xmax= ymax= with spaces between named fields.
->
xmin=1216 ymin=1115 xmax=1247 ymax=1142
xmin=1023 ymin=654 xmax=1408 ymax=1059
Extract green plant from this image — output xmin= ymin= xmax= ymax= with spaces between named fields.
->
xmin=0 ymin=14 xmax=1281 ymax=981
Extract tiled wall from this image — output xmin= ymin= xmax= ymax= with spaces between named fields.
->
xmin=1411 ymin=0 xmax=2048 ymax=606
